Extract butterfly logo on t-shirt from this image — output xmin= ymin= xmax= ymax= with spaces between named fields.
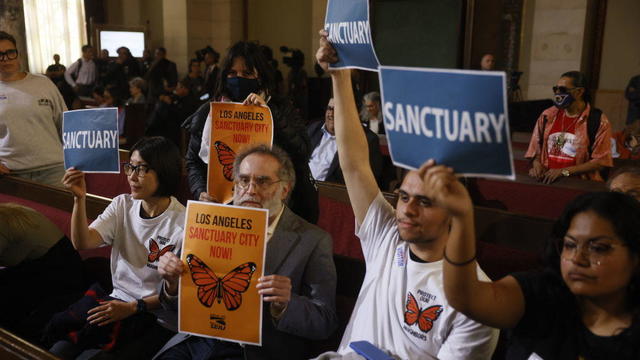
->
xmin=404 ymin=292 xmax=443 ymax=333
xmin=186 ymin=254 xmax=256 ymax=311
xmin=147 ymin=239 xmax=176 ymax=263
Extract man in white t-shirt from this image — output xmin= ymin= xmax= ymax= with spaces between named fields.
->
xmin=315 ymin=32 xmax=498 ymax=360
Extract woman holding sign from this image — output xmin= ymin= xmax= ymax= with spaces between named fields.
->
xmin=46 ymin=137 xmax=185 ymax=359
xmin=425 ymin=162 xmax=640 ymax=359
xmin=183 ymin=41 xmax=319 ymax=224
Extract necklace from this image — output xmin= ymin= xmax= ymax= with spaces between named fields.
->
xmin=555 ymin=111 xmax=579 ymax=148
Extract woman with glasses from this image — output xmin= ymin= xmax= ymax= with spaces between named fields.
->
xmin=0 ymin=31 xmax=67 ymax=187
xmin=46 ymin=136 xmax=185 ymax=359
xmin=183 ymin=41 xmax=319 ymax=224
xmin=525 ymin=71 xmax=612 ymax=184
xmin=419 ymin=162 xmax=640 ymax=359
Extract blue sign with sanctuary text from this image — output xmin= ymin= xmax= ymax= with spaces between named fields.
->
xmin=63 ymin=108 xmax=120 ymax=173
xmin=379 ymin=66 xmax=514 ymax=179
xmin=324 ymin=0 xmax=379 ymax=71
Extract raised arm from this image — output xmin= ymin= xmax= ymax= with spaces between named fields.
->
xmin=420 ymin=161 xmax=525 ymax=329
xmin=62 ymin=168 xmax=104 ymax=250
xmin=316 ymin=31 xmax=379 ymax=224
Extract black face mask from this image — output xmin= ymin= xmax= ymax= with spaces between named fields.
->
xmin=226 ymin=77 xmax=259 ymax=102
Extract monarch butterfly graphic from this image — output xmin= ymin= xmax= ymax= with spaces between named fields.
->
xmin=147 ymin=239 xmax=176 ymax=263
xmin=404 ymin=292 xmax=442 ymax=333
xmin=214 ymin=141 xmax=236 ymax=182
xmin=186 ymin=254 xmax=256 ymax=311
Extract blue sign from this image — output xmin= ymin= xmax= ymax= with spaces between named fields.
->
xmin=324 ymin=0 xmax=379 ymax=71
xmin=63 ymin=108 xmax=120 ymax=173
xmin=379 ymin=66 xmax=514 ymax=179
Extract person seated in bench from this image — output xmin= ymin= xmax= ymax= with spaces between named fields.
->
xmin=526 ymin=71 xmax=612 ymax=184
xmin=611 ymin=119 xmax=640 ymax=160
xmin=607 ymin=166 xmax=640 ymax=201
xmin=0 ymin=203 xmax=84 ymax=341
xmin=45 ymin=136 xmax=185 ymax=359
xmin=154 ymin=144 xmax=337 ymax=359
xmin=439 ymin=169 xmax=640 ymax=359
xmin=308 ymin=97 xmax=382 ymax=185
xmin=314 ymin=31 xmax=498 ymax=360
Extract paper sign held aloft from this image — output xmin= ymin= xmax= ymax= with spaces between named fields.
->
xmin=324 ymin=0 xmax=380 ymax=71
xmin=207 ymin=102 xmax=274 ymax=203
xmin=179 ymin=200 xmax=268 ymax=345
xmin=379 ymin=66 xmax=514 ymax=179
xmin=63 ymin=108 xmax=120 ymax=173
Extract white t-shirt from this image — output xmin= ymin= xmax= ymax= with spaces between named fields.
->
xmin=90 ymin=194 xmax=185 ymax=303
xmin=338 ymin=193 xmax=498 ymax=360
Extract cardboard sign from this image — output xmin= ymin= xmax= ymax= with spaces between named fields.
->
xmin=62 ymin=108 xmax=120 ymax=173
xmin=379 ymin=66 xmax=514 ymax=179
xmin=207 ymin=102 xmax=274 ymax=203
xmin=324 ymin=0 xmax=380 ymax=71
xmin=179 ymin=201 xmax=268 ymax=345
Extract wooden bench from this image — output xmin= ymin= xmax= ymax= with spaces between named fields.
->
xmin=467 ymin=173 xmax=606 ymax=219
xmin=0 ymin=328 xmax=60 ymax=360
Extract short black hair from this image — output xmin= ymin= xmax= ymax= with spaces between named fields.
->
xmin=81 ymin=45 xmax=92 ymax=53
xmin=130 ymin=137 xmax=182 ymax=197
xmin=215 ymin=41 xmax=275 ymax=99
xmin=561 ymin=70 xmax=591 ymax=103
xmin=156 ymin=47 xmax=167 ymax=54
xmin=0 ymin=31 xmax=17 ymax=47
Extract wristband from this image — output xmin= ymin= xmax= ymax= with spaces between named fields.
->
xmin=443 ymin=248 xmax=476 ymax=266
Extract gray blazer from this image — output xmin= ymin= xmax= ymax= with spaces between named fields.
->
xmin=154 ymin=206 xmax=338 ymax=360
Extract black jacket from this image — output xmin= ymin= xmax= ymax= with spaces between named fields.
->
xmin=307 ymin=120 xmax=383 ymax=185
xmin=183 ymin=96 xmax=319 ymax=224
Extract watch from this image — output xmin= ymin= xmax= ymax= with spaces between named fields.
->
xmin=136 ymin=299 xmax=147 ymax=313
xmin=561 ymin=169 xmax=571 ymax=177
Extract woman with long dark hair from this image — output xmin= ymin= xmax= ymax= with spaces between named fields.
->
xmin=184 ymin=41 xmax=318 ymax=224
xmin=422 ymin=161 xmax=640 ymax=359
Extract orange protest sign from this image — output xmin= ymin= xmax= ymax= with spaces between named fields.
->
xmin=179 ymin=200 xmax=268 ymax=345
xmin=207 ymin=102 xmax=274 ymax=203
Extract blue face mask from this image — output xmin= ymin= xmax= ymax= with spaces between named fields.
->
xmin=553 ymin=92 xmax=575 ymax=109
xmin=226 ymin=77 xmax=259 ymax=102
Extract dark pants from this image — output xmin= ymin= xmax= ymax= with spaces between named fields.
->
xmin=50 ymin=322 xmax=175 ymax=360
xmin=0 ymin=237 xmax=84 ymax=343
xmin=156 ymin=337 xmax=243 ymax=360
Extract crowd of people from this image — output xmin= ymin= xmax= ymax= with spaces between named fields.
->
xmin=2 ymin=23 xmax=640 ymax=360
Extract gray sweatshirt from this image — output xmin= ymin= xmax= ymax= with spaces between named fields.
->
xmin=0 ymin=73 xmax=67 ymax=171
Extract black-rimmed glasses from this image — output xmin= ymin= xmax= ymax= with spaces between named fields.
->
xmin=0 ymin=49 xmax=18 ymax=61
xmin=123 ymin=163 xmax=151 ymax=177
xmin=235 ymin=175 xmax=283 ymax=191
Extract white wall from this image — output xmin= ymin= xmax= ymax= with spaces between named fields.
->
xmin=599 ymin=0 xmax=640 ymax=90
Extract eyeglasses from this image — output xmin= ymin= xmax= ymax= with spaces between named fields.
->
xmin=0 ymin=49 xmax=18 ymax=61
xmin=556 ymin=237 xmax=625 ymax=265
xmin=235 ymin=175 xmax=282 ymax=191
xmin=552 ymin=86 xmax=581 ymax=94
xmin=123 ymin=163 xmax=151 ymax=177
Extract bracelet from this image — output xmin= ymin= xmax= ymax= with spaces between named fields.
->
xmin=443 ymin=248 xmax=476 ymax=266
